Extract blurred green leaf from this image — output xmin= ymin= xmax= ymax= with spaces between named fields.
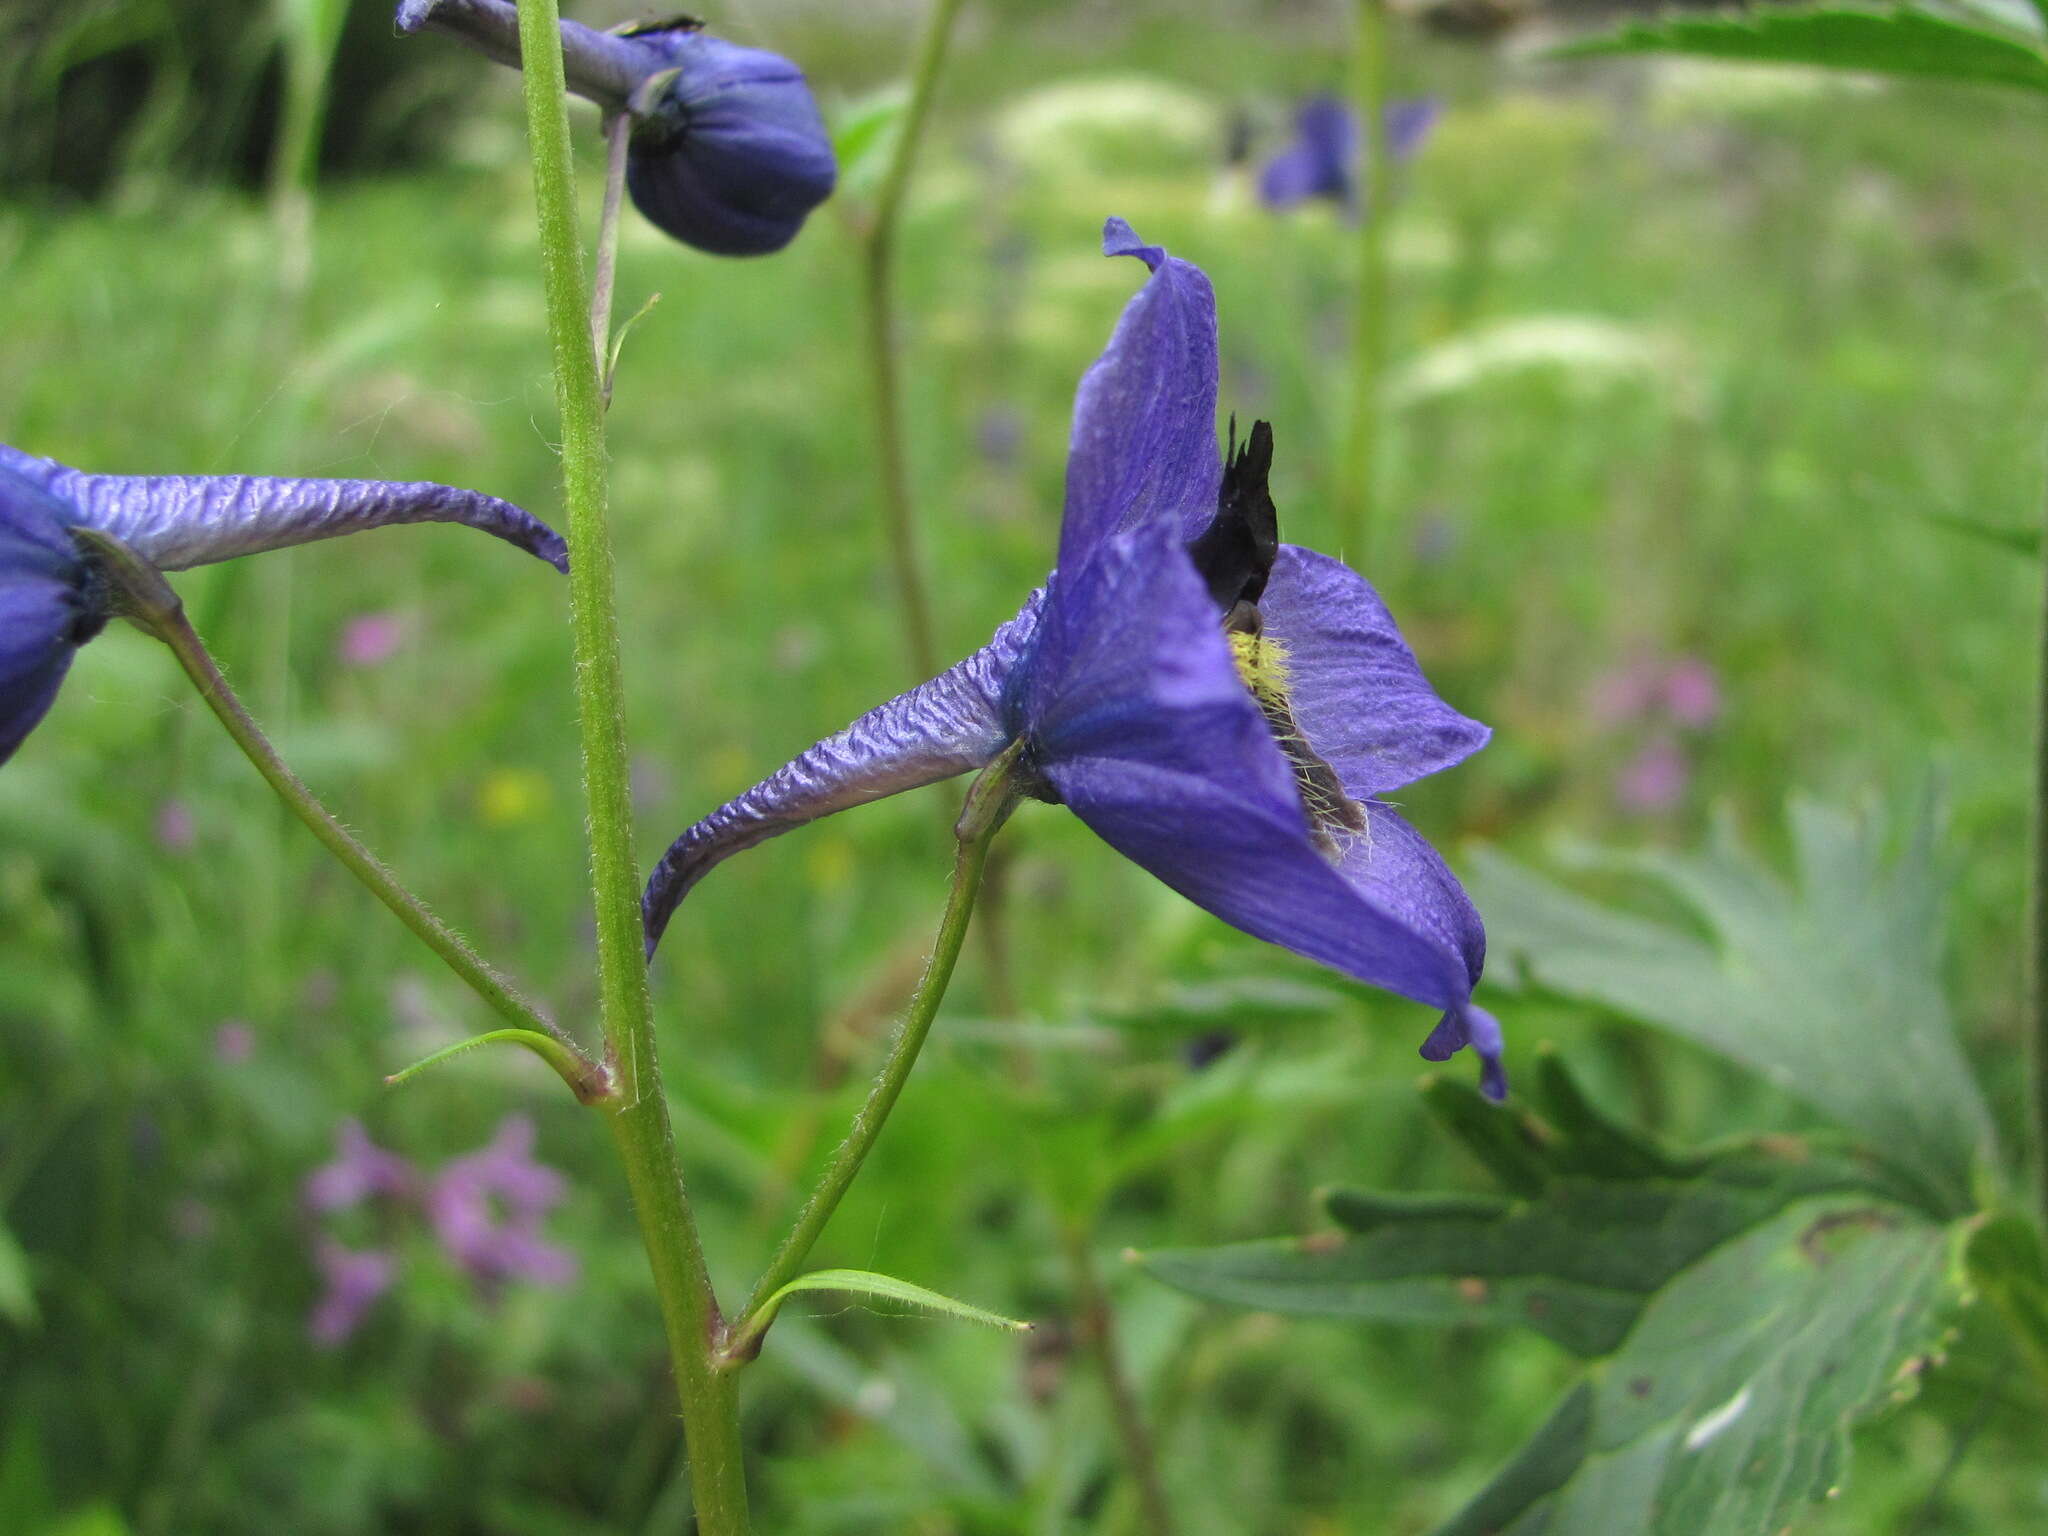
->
xmin=1142 ymin=1059 xmax=1960 ymax=1536
xmin=1436 ymin=1197 xmax=1949 ymax=1535
xmin=1141 ymin=1065 xmax=1900 ymax=1357
xmin=1960 ymin=1212 xmax=2048 ymax=1385
xmin=0 ymin=1220 xmax=35 ymax=1330
xmin=1469 ymin=799 xmax=1994 ymax=1213
xmin=1920 ymin=507 xmax=2041 ymax=557
xmin=829 ymin=89 xmax=908 ymax=201
xmin=38 ymin=1506 xmax=131 ymax=1536
xmin=1556 ymin=7 xmax=2048 ymax=94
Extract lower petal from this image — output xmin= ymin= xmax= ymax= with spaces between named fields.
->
xmin=1046 ymin=756 xmax=1478 ymax=1013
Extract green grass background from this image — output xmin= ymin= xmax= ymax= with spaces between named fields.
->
xmin=3 ymin=4 xmax=2048 ymax=1532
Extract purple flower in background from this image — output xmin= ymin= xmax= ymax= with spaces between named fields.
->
xmin=1259 ymin=95 xmax=1438 ymax=214
xmin=0 ymin=445 xmax=564 ymax=769
xmin=304 ymin=1120 xmax=418 ymax=1214
xmin=643 ymin=219 xmax=1503 ymax=1098
xmin=397 ymin=0 xmax=836 ymax=257
xmin=1662 ymin=657 xmax=1721 ymax=729
xmin=214 ymin=1020 xmax=255 ymax=1064
xmin=1616 ymin=736 xmax=1690 ymax=815
xmin=425 ymin=1116 xmax=577 ymax=1289
xmin=337 ymin=611 xmax=408 ymax=668
xmin=309 ymin=1239 xmax=399 ymax=1347
xmin=1587 ymin=651 xmax=1720 ymax=815
xmin=154 ymin=797 xmax=197 ymax=853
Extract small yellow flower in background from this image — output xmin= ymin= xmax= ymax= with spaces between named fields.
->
xmin=477 ymin=767 xmax=551 ymax=826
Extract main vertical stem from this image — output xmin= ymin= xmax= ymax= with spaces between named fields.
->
xmin=861 ymin=0 xmax=966 ymax=681
xmin=1337 ymin=0 xmax=1393 ymax=561
xmin=512 ymin=3 xmax=746 ymax=1528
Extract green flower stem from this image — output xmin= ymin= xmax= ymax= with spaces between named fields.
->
xmin=1063 ymin=1228 xmax=1176 ymax=1536
xmin=727 ymin=746 xmax=1021 ymax=1359
xmin=1337 ymin=0 xmax=1393 ymax=559
xmin=860 ymin=0 xmax=966 ymax=680
xmin=80 ymin=531 xmax=607 ymax=1103
xmin=2032 ymin=493 xmax=2048 ymax=1228
xmin=589 ymin=110 xmax=630 ymax=397
xmin=513 ymin=4 xmax=745 ymax=1530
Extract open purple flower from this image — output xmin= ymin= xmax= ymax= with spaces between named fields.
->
xmin=642 ymin=219 xmax=1504 ymax=1097
xmin=397 ymin=0 xmax=835 ymax=257
xmin=424 ymin=1115 xmax=577 ymax=1290
xmin=1259 ymin=95 xmax=1438 ymax=214
xmin=0 ymin=444 xmax=564 ymax=768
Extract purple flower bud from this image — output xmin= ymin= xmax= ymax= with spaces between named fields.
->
xmin=397 ymin=1 xmax=835 ymax=257
xmin=425 ymin=1116 xmax=577 ymax=1290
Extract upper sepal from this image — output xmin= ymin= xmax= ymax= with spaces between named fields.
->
xmin=1058 ymin=219 xmax=1223 ymax=571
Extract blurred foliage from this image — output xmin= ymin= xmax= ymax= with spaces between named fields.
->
xmin=4 ymin=1 xmax=2048 ymax=1532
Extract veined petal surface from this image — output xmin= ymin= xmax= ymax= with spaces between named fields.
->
xmin=1057 ymin=219 xmax=1222 ymax=571
xmin=1258 ymin=544 xmax=1488 ymax=799
xmin=0 ymin=446 xmax=567 ymax=573
xmin=641 ymin=590 xmax=1045 ymax=953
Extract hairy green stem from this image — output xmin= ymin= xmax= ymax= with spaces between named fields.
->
xmin=860 ymin=0 xmax=966 ymax=679
xmin=86 ymin=534 xmax=607 ymax=1101
xmin=1064 ymin=1229 xmax=1176 ymax=1536
xmin=729 ymin=749 xmax=1019 ymax=1356
xmin=512 ymin=3 xmax=745 ymax=1529
xmin=1337 ymin=0 xmax=1393 ymax=559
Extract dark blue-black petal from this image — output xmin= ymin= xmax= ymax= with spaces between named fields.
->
xmin=625 ymin=31 xmax=837 ymax=257
xmin=0 ymin=468 xmax=103 ymax=767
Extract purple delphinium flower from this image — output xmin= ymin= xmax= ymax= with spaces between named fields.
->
xmin=424 ymin=1115 xmax=577 ymax=1290
xmin=304 ymin=1120 xmax=419 ymax=1214
xmin=643 ymin=219 xmax=1504 ymax=1098
xmin=1258 ymin=95 xmax=1438 ymax=215
xmin=309 ymin=1238 xmax=399 ymax=1348
xmin=0 ymin=446 xmax=564 ymax=769
xmin=396 ymin=0 xmax=835 ymax=257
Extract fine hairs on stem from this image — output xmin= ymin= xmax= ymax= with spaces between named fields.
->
xmin=509 ymin=2 xmax=748 ymax=1530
